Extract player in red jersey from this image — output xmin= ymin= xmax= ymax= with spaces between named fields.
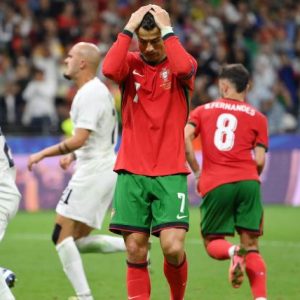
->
xmin=102 ymin=4 xmax=197 ymax=300
xmin=185 ymin=64 xmax=268 ymax=300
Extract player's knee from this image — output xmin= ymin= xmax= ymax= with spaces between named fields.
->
xmin=51 ymin=224 xmax=62 ymax=245
xmin=161 ymin=239 xmax=183 ymax=258
xmin=240 ymin=231 xmax=259 ymax=249
xmin=126 ymin=240 xmax=148 ymax=261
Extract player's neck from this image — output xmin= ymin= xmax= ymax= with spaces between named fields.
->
xmin=76 ymin=74 xmax=95 ymax=89
xmin=223 ymin=92 xmax=245 ymax=102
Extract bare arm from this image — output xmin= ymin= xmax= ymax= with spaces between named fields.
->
xmin=184 ymin=123 xmax=201 ymax=176
xmin=254 ymin=145 xmax=266 ymax=175
xmin=27 ymin=128 xmax=90 ymax=171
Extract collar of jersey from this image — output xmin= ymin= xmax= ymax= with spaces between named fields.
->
xmin=140 ymin=54 xmax=167 ymax=66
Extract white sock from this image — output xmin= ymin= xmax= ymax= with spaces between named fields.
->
xmin=56 ymin=237 xmax=93 ymax=299
xmin=255 ymin=298 xmax=267 ymax=300
xmin=0 ymin=273 xmax=14 ymax=300
xmin=75 ymin=234 xmax=126 ymax=254
xmin=228 ymin=245 xmax=236 ymax=258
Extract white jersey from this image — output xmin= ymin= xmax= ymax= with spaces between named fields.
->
xmin=57 ymin=78 xmax=118 ymax=228
xmin=0 ymin=127 xmax=21 ymax=233
xmin=70 ymin=77 xmax=117 ymax=169
xmin=0 ymin=128 xmax=15 ymax=172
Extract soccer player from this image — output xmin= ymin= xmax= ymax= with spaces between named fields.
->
xmin=27 ymin=42 xmax=126 ymax=300
xmin=102 ymin=4 xmax=197 ymax=300
xmin=0 ymin=127 xmax=21 ymax=300
xmin=185 ymin=64 xmax=268 ymax=300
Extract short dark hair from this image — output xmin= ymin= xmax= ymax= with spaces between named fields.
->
xmin=138 ymin=12 xmax=157 ymax=31
xmin=218 ymin=64 xmax=250 ymax=93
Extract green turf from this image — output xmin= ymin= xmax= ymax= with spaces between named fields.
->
xmin=0 ymin=205 xmax=299 ymax=299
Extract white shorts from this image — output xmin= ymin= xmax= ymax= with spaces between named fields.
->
xmin=56 ymin=162 xmax=117 ymax=229
xmin=0 ymin=168 xmax=21 ymax=241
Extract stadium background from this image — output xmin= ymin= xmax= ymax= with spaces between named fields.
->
xmin=1 ymin=0 xmax=300 ymax=209
xmin=1 ymin=1 xmax=300 ymax=299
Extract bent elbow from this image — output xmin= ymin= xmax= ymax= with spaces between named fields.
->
xmin=102 ymin=67 xmax=122 ymax=83
xmin=176 ymin=61 xmax=196 ymax=80
xmin=102 ymin=64 xmax=113 ymax=79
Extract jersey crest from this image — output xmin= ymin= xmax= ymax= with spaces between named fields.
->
xmin=160 ymin=67 xmax=171 ymax=90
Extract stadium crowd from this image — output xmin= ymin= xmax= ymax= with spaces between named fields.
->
xmin=0 ymin=0 xmax=300 ymax=135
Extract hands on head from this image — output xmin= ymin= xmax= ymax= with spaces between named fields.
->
xmin=124 ymin=4 xmax=171 ymax=33
xmin=149 ymin=4 xmax=171 ymax=29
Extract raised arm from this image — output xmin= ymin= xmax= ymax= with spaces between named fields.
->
xmin=102 ymin=33 xmax=132 ymax=83
xmin=150 ymin=5 xmax=197 ymax=87
xmin=102 ymin=5 xmax=152 ymax=83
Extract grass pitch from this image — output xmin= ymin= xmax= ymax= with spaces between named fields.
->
xmin=1 ymin=205 xmax=300 ymax=299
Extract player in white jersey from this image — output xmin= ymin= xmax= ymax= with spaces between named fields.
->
xmin=27 ymin=42 xmax=125 ymax=300
xmin=0 ymin=128 xmax=21 ymax=300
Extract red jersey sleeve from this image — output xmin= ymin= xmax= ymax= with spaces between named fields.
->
xmin=102 ymin=31 xmax=133 ymax=83
xmin=188 ymin=106 xmax=202 ymax=137
xmin=255 ymin=112 xmax=269 ymax=150
xmin=163 ymin=34 xmax=197 ymax=91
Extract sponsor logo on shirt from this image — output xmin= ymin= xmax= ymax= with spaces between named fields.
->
xmin=133 ymin=69 xmax=144 ymax=77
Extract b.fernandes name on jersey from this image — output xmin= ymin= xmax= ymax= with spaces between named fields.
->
xmin=204 ymin=102 xmax=255 ymax=116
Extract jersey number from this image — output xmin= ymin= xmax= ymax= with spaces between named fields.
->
xmin=214 ymin=113 xmax=238 ymax=151
xmin=177 ymin=193 xmax=185 ymax=213
xmin=60 ymin=187 xmax=72 ymax=205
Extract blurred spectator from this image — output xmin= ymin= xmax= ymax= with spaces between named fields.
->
xmin=22 ymin=67 xmax=57 ymax=134
xmin=248 ymin=87 xmax=297 ymax=135
xmin=0 ymin=0 xmax=299 ymax=135
xmin=278 ymin=52 xmax=299 ymax=116
xmin=0 ymin=81 xmax=23 ymax=129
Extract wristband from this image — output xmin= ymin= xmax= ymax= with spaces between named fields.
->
xmin=123 ymin=29 xmax=133 ymax=38
xmin=161 ymin=26 xmax=173 ymax=37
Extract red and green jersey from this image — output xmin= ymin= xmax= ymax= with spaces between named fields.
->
xmin=188 ymin=98 xmax=268 ymax=196
xmin=103 ymin=31 xmax=197 ymax=176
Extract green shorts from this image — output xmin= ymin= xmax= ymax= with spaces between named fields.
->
xmin=109 ymin=172 xmax=189 ymax=236
xmin=200 ymin=180 xmax=264 ymax=237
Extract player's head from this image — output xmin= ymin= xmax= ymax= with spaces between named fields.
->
xmin=136 ymin=12 xmax=166 ymax=64
xmin=64 ymin=42 xmax=100 ymax=81
xmin=218 ymin=64 xmax=250 ymax=97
